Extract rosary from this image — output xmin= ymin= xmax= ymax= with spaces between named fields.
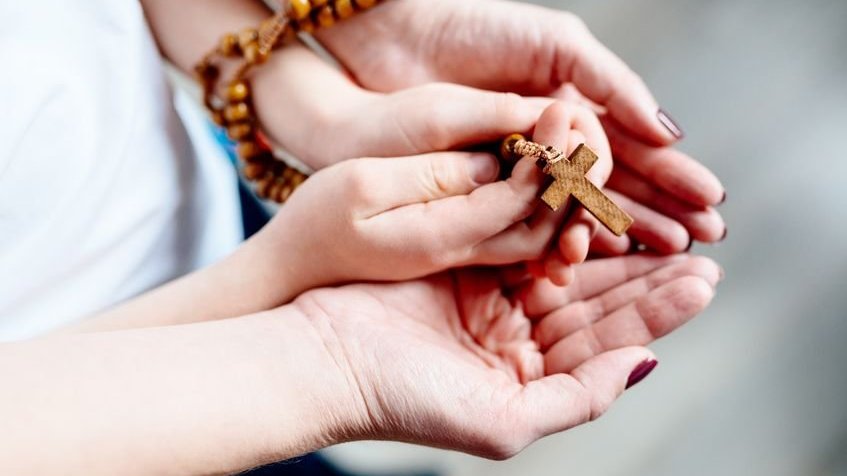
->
xmin=195 ymin=0 xmax=633 ymax=237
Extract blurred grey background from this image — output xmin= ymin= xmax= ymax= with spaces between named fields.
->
xmin=324 ymin=0 xmax=847 ymax=475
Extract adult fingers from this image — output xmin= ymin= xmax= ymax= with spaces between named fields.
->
xmin=603 ymin=117 xmax=725 ymax=206
xmin=606 ymin=189 xmax=691 ymax=254
xmin=607 ymin=166 xmax=727 ymax=243
xmin=513 ymin=346 xmax=657 ymax=447
xmin=544 ymin=276 xmax=714 ymax=374
xmin=535 ymin=256 xmax=721 ymax=351
xmin=548 ymin=12 xmax=681 ymax=145
xmin=517 ymin=254 xmax=686 ymax=317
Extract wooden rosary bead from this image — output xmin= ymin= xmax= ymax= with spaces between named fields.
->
xmin=354 ymin=0 xmax=377 ymax=9
xmin=227 ymin=81 xmax=249 ymax=101
xmin=268 ymin=179 xmax=287 ymax=202
xmin=280 ymin=166 xmax=298 ymax=181
xmin=238 ymin=28 xmax=259 ymax=50
xmin=288 ymin=0 xmax=313 ymax=21
xmin=210 ymin=110 xmax=225 ymax=126
xmin=334 ymin=0 xmax=355 ymax=18
xmin=219 ymin=33 xmax=240 ymax=56
xmin=223 ymin=102 xmax=250 ymax=123
xmin=277 ymin=183 xmax=295 ymax=202
xmin=297 ymin=18 xmax=316 ymax=33
xmin=237 ymin=141 xmax=263 ymax=159
xmin=316 ymin=5 xmax=335 ymax=28
xmin=243 ymin=161 xmax=270 ymax=180
xmin=243 ymin=42 xmax=268 ymax=65
xmin=196 ymin=0 xmax=391 ymax=204
xmin=227 ymin=123 xmax=253 ymax=141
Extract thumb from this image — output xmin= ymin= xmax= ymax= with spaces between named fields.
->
xmin=383 ymin=83 xmax=552 ymax=154
xmin=347 ymin=151 xmax=500 ymax=218
xmin=516 ymin=347 xmax=657 ymax=440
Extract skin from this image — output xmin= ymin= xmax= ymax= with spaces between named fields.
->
xmin=1 ymin=253 xmax=721 ymax=475
xmin=0 ymin=0 xmax=728 ymax=472
xmin=143 ymin=0 xmax=727 ymax=259
xmin=73 ymin=102 xmax=609 ymax=331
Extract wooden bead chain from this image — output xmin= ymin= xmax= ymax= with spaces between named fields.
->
xmin=194 ymin=0 xmax=385 ymax=203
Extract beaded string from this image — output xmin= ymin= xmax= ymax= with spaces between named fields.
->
xmin=195 ymin=0 xmax=385 ymax=203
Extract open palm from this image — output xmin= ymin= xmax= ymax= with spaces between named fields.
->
xmin=294 ymin=253 xmax=720 ymax=458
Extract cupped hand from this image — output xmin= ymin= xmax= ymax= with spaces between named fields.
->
xmin=290 ymin=253 xmax=721 ymax=458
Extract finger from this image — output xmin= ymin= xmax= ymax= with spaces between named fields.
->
xmin=603 ymin=118 xmax=725 ymax=206
xmin=345 ymin=152 xmax=500 ymax=218
xmin=551 ymin=14 xmax=680 ymax=145
xmin=543 ymin=249 xmax=575 ymax=287
xmin=589 ymin=226 xmax=631 ymax=256
xmin=607 ymin=166 xmax=726 ymax=243
xmin=544 ymin=276 xmax=714 ymax=374
xmin=606 ymin=189 xmax=691 ymax=254
xmin=532 ymin=102 xmax=612 ymax=185
xmin=535 ymin=256 xmax=721 ymax=351
xmin=367 ymin=154 xmax=544 ymax=258
xmin=526 ymin=103 xmax=607 ymax=269
xmin=518 ymin=254 xmax=687 ymax=317
xmin=377 ymin=83 xmax=553 ymax=157
xmin=516 ymin=346 xmax=656 ymax=441
xmin=464 ymin=102 xmax=603 ymax=265
xmin=552 ymin=130 xmax=601 ymax=266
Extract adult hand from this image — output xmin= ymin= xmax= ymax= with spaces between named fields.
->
xmin=290 ymin=253 xmax=721 ymax=458
xmin=314 ymin=0 xmax=682 ymax=145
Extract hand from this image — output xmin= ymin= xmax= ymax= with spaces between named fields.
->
xmin=314 ymin=0 xmax=681 ymax=145
xmin=289 ymin=253 xmax=722 ymax=458
xmin=550 ymin=86 xmax=727 ymax=255
xmin=252 ymin=44 xmax=550 ymax=170
xmin=252 ymin=101 xmax=612 ymax=303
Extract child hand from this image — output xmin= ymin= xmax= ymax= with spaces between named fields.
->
xmin=250 ymin=101 xmax=611 ymax=304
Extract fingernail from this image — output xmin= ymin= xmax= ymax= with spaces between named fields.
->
xmin=657 ymin=109 xmax=684 ymax=139
xmin=626 ymin=359 xmax=658 ymax=389
xmin=468 ymin=154 xmax=500 ymax=185
xmin=684 ymin=238 xmax=694 ymax=253
xmin=720 ymin=227 xmax=728 ymax=242
xmin=719 ymin=191 xmax=727 ymax=205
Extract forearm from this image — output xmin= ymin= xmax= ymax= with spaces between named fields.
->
xmin=1 ymin=309 xmax=354 ymax=475
xmin=64 ymin=230 xmax=308 ymax=332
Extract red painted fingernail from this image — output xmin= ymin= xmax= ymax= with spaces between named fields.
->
xmin=657 ymin=109 xmax=685 ymax=139
xmin=626 ymin=359 xmax=659 ymax=389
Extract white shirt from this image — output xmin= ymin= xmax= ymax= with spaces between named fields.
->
xmin=0 ymin=1 xmax=243 ymax=340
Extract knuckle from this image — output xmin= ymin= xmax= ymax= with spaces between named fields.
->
xmin=425 ymin=156 xmax=458 ymax=197
xmin=558 ymin=11 xmax=589 ymax=34
xmin=492 ymin=91 xmax=523 ymax=121
xmin=341 ymin=159 xmax=378 ymax=204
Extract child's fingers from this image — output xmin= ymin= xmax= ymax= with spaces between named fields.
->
xmin=343 ymin=152 xmax=501 ymax=219
xmin=589 ymin=226 xmax=631 ymax=256
xmin=364 ymin=154 xmax=545 ymax=256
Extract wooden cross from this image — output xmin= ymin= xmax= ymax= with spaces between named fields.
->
xmin=502 ymin=135 xmax=634 ymax=237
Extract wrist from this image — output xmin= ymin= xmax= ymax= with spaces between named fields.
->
xmin=250 ymin=44 xmax=367 ymax=170
xmin=254 ymin=304 xmax=373 ymax=452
